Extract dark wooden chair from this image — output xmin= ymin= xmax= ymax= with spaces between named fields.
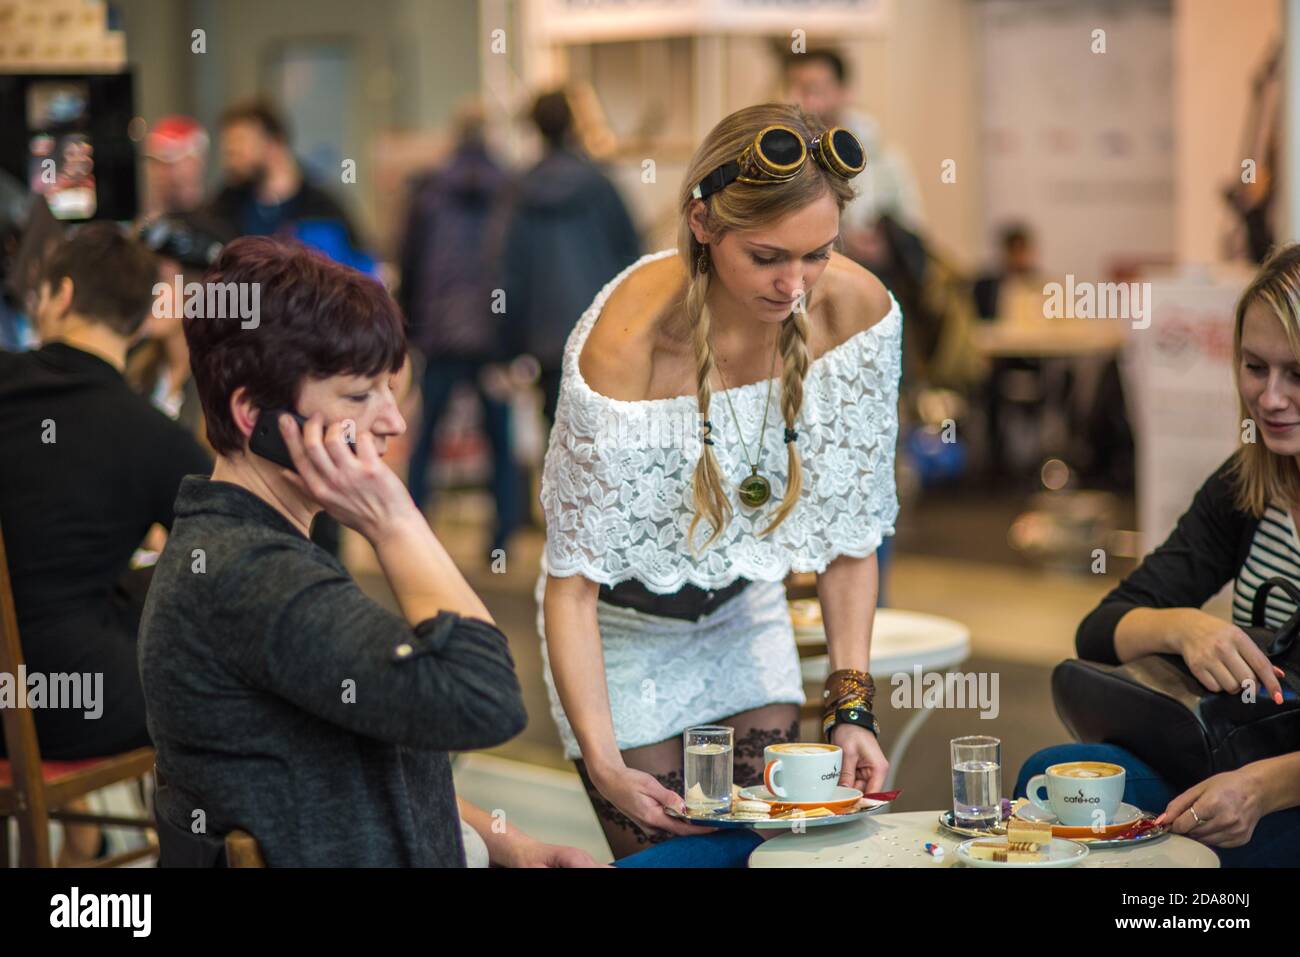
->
xmin=0 ymin=521 xmax=157 ymax=867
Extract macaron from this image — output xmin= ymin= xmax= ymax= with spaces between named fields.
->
xmin=730 ymin=799 xmax=771 ymax=820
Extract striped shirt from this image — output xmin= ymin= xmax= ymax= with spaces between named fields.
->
xmin=1232 ymin=502 xmax=1300 ymax=630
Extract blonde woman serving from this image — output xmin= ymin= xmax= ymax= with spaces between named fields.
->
xmin=536 ymin=103 xmax=902 ymax=858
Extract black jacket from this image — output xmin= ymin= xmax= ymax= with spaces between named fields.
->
xmin=397 ymin=142 xmax=512 ymax=361
xmin=138 ymin=477 xmax=528 ymax=866
xmin=1077 ymin=455 xmax=1261 ymax=665
xmin=498 ymin=146 xmax=640 ymax=368
xmin=0 ymin=343 xmax=212 ymax=758
xmin=208 ymin=175 xmax=365 ymax=249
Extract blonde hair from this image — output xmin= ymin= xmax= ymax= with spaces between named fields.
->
xmin=1230 ymin=242 xmax=1300 ymax=515
xmin=676 ymin=104 xmax=856 ymax=554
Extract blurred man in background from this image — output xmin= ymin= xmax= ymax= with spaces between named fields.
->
xmin=973 ymin=222 xmax=1042 ymax=321
xmin=783 ymin=49 xmax=924 ymax=263
xmin=398 ymin=102 xmax=522 ymax=558
xmin=209 ymin=99 xmax=367 ymax=264
xmin=498 ymin=89 xmax=640 ymax=425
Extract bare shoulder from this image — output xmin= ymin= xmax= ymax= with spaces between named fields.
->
xmin=578 ymin=255 xmax=686 ymax=402
xmin=819 ymin=251 xmax=894 ymax=344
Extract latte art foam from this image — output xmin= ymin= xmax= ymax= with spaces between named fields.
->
xmin=1052 ymin=762 xmax=1122 ymax=779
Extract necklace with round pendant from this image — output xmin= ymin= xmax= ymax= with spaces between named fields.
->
xmin=715 ymin=334 xmax=779 ymax=509
xmin=739 ymin=467 xmax=772 ymax=507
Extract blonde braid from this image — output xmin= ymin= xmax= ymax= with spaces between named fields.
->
xmin=759 ymin=302 xmax=809 ymax=536
xmin=686 ymin=249 xmax=734 ymax=555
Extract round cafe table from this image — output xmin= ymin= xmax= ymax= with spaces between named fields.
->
xmin=748 ymin=810 xmax=1220 ymax=868
xmin=796 ymin=608 xmax=970 ymax=789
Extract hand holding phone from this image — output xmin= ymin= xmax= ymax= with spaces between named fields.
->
xmin=252 ymin=407 xmax=417 ymax=543
xmin=250 ymin=408 xmax=356 ymax=472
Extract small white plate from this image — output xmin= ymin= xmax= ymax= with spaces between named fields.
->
xmin=1016 ymin=801 xmax=1143 ymax=828
xmin=956 ymin=837 xmax=1089 ymax=868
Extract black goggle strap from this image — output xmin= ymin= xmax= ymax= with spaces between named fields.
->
xmin=692 ymin=159 xmax=741 ymax=200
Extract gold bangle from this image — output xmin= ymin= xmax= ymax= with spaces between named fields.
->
xmin=824 ymin=670 xmax=875 ymax=702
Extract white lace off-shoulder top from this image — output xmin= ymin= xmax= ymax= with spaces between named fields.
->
xmin=539 ymin=248 xmax=902 ymax=594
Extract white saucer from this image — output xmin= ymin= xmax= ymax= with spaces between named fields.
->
xmin=956 ymin=837 xmax=1090 ymax=868
xmin=1016 ymin=801 xmax=1143 ymax=828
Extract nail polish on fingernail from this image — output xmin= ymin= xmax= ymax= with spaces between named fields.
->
xmin=1276 ymin=692 xmax=1285 ymax=705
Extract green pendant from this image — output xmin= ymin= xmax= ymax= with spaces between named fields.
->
xmin=739 ymin=471 xmax=772 ymax=508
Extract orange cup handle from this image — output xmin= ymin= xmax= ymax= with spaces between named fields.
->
xmin=764 ymin=759 xmax=786 ymax=798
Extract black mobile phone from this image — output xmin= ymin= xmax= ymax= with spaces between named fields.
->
xmin=250 ymin=408 xmax=357 ymax=472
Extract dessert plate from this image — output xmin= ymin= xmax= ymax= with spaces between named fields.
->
xmin=955 ymin=836 xmax=1089 ymax=868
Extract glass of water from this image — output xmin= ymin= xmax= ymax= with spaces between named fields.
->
xmin=683 ymin=725 xmax=734 ymax=814
xmin=950 ymin=735 xmax=1002 ymax=829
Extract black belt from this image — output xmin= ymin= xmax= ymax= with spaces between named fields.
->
xmin=598 ymin=577 xmax=752 ymax=622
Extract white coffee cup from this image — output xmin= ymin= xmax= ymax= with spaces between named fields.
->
xmin=1025 ymin=761 xmax=1126 ymax=827
xmin=762 ymin=743 xmax=843 ymax=801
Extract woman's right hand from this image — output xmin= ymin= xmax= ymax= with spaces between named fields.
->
xmin=1172 ymin=608 xmax=1285 ymax=703
xmin=590 ymin=763 xmax=719 ymax=839
xmin=277 ymin=413 xmax=418 ymax=542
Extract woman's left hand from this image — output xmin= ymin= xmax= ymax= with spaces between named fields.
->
xmin=831 ymin=723 xmax=889 ymax=793
xmin=1156 ymin=767 xmax=1267 ymax=848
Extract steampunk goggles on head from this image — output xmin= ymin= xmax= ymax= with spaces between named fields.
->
xmin=691 ymin=124 xmax=866 ymax=200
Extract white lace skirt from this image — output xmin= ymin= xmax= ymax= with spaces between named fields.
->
xmin=533 ymin=571 xmax=807 ymax=761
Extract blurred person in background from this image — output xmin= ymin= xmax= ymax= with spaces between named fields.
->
xmin=498 ymin=88 xmax=641 ymax=425
xmin=1 ymin=182 xmax=62 ymax=352
xmin=973 ymin=222 xmax=1042 ymax=322
xmin=142 ymin=115 xmax=210 ymax=219
xmin=783 ymin=48 xmax=924 ymax=265
xmin=128 ymin=213 xmax=232 ymax=432
xmin=973 ymin=222 xmax=1047 ymax=479
xmin=209 ymin=99 xmax=370 ymax=270
xmin=397 ymin=102 xmax=522 ymax=558
xmin=0 ymin=223 xmax=211 ymax=862
xmin=0 ymin=170 xmax=39 ymax=350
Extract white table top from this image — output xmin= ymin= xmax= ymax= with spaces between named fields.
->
xmin=748 ymin=810 xmax=1221 ymax=868
xmin=795 ymin=607 xmax=971 ymax=677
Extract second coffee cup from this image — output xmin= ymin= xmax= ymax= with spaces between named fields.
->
xmin=1025 ymin=760 xmax=1126 ymax=826
xmin=763 ymin=743 xmax=843 ymax=801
